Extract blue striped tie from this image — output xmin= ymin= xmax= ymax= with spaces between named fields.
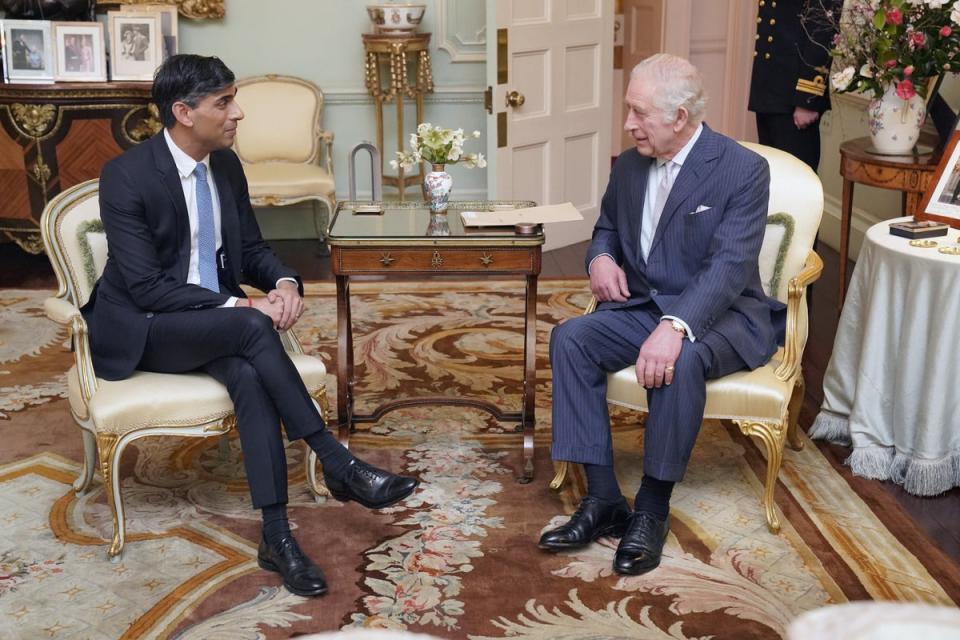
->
xmin=193 ymin=163 xmax=219 ymax=292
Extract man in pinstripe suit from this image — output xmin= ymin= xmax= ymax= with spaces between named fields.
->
xmin=539 ymin=54 xmax=785 ymax=576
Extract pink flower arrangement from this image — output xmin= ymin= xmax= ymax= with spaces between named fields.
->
xmin=829 ymin=0 xmax=960 ymax=100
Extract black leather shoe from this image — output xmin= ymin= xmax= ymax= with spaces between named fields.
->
xmin=538 ymin=496 xmax=631 ymax=551
xmin=323 ymin=459 xmax=419 ymax=509
xmin=257 ymin=535 xmax=328 ymax=597
xmin=613 ymin=511 xmax=670 ymax=575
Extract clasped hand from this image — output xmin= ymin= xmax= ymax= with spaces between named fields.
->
xmin=249 ymin=281 xmax=304 ymax=331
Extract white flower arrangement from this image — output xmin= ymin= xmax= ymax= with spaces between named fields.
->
xmin=391 ymin=123 xmax=487 ymax=170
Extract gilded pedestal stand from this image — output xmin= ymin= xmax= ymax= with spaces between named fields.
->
xmin=362 ymin=32 xmax=434 ymax=200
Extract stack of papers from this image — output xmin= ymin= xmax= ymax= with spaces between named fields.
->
xmin=460 ymin=202 xmax=583 ymax=227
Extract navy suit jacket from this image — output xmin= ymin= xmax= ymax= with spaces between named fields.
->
xmin=586 ymin=124 xmax=785 ymax=370
xmin=82 ymin=133 xmax=302 ymax=380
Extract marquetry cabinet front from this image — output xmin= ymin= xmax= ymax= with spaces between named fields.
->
xmin=0 ymin=82 xmax=160 ymax=253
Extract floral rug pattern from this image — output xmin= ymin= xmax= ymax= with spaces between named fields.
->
xmin=0 ymin=281 xmax=958 ymax=639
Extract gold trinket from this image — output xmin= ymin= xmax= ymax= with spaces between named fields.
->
xmin=938 ymin=246 xmax=960 ymax=255
xmin=909 ymin=239 xmax=938 ymax=248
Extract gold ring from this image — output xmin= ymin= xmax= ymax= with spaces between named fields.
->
xmin=665 ymin=366 xmax=675 ymax=373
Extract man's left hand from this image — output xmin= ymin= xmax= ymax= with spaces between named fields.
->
xmin=636 ymin=321 xmax=684 ymax=388
xmin=793 ymin=107 xmax=819 ymax=130
xmin=268 ymin=280 xmax=304 ymax=331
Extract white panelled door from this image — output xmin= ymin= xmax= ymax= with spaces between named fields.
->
xmin=486 ymin=0 xmax=613 ymax=251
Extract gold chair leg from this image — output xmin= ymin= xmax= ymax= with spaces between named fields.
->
xmin=96 ymin=432 xmax=125 ymax=560
xmin=735 ymin=419 xmax=786 ymax=533
xmin=786 ymin=376 xmax=805 ymax=451
xmin=306 ymin=388 xmax=332 ymax=501
xmin=312 ymin=198 xmax=333 ymax=251
xmin=74 ymin=428 xmax=98 ymax=495
xmin=549 ymin=460 xmax=569 ymax=490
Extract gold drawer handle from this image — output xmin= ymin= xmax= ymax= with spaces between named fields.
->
xmin=379 ymin=252 xmax=395 ymax=266
xmin=431 ymin=250 xmax=443 ymax=268
xmin=480 ymin=252 xmax=494 ymax=266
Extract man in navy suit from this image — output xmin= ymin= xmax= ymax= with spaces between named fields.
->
xmin=539 ymin=54 xmax=784 ymax=575
xmin=85 ymin=55 xmax=418 ymax=596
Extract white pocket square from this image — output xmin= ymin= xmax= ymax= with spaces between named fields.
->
xmin=689 ymin=205 xmax=712 ymax=215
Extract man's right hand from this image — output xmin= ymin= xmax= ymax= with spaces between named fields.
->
xmin=249 ymin=297 xmax=284 ymax=329
xmin=589 ymin=255 xmax=630 ymax=302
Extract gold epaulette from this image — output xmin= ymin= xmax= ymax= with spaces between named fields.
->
xmin=796 ymin=76 xmax=826 ymax=96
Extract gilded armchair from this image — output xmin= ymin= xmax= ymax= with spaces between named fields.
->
xmin=550 ymin=142 xmax=824 ymax=533
xmin=234 ymin=74 xmax=335 ymax=245
xmin=41 ymin=179 xmax=331 ymax=560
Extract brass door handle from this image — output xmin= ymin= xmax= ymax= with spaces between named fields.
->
xmin=506 ymin=90 xmax=525 ymax=108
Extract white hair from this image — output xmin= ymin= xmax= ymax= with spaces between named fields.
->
xmin=630 ymin=53 xmax=707 ymax=125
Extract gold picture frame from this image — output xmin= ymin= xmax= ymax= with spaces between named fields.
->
xmin=99 ymin=0 xmax=224 ymax=21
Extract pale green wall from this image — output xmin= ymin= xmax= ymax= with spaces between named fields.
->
xmin=178 ymin=0 xmax=489 ymax=239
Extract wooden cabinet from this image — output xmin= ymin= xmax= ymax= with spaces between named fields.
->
xmin=0 ymin=82 xmax=160 ymax=253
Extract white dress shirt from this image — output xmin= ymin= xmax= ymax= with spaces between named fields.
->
xmin=163 ymin=130 xmax=295 ymax=307
xmin=589 ymin=123 xmax=704 ymax=340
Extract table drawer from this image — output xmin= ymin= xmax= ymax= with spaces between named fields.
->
xmin=335 ymin=247 xmax=540 ymax=273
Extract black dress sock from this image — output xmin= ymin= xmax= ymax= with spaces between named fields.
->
xmin=304 ymin=430 xmax=355 ymax=478
xmin=634 ymin=474 xmax=674 ymax=519
xmin=261 ymin=503 xmax=291 ymax=547
xmin=584 ymin=463 xmax=623 ymax=503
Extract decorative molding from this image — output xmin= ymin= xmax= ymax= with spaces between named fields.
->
xmin=820 ymin=191 xmax=887 ymax=261
xmin=104 ymin=0 xmax=224 ymax=20
xmin=436 ymin=0 xmax=487 ymax=63
xmin=323 ymin=87 xmax=484 ymax=106
xmin=689 ymin=38 xmax=728 ymax=55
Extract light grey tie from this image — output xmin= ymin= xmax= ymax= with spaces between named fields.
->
xmin=641 ymin=160 xmax=676 ymax=261
xmin=193 ymin=163 xmax=219 ymax=292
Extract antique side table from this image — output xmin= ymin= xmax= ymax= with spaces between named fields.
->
xmin=328 ymin=200 xmax=542 ymax=481
xmin=813 ymin=217 xmax=960 ymax=496
xmin=837 ymin=137 xmax=939 ymax=311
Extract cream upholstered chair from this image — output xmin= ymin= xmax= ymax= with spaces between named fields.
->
xmin=41 ymin=179 xmax=331 ymax=560
xmin=234 ymin=74 xmax=335 ymax=244
xmin=550 ymin=143 xmax=824 ymax=533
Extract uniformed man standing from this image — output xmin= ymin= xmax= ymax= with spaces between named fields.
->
xmin=749 ymin=0 xmax=841 ymax=171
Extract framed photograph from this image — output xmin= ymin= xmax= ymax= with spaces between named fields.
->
xmin=121 ymin=4 xmax=177 ymax=60
xmin=107 ymin=11 xmax=162 ymax=81
xmin=52 ymin=22 xmax=107 ymax=82
xmin=1 ymin=19 xmax=55 ymax=83
xmin=917 ymin=124 xmax=960 ymax=229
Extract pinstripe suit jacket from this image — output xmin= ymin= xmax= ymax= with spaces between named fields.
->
xmin=586 ymin=124 xmax=785 ymax=370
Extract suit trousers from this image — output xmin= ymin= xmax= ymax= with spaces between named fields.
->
xmin=549 ymin=303 xmax=747 ymax=482
xmin=137 ymin=307 xmax=328 ymax=508
xmin=755 ymin=112 xmax=821 ymax=172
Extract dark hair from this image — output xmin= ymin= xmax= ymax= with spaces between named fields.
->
xmin=152 ymin=54 xmax=235 ymax=128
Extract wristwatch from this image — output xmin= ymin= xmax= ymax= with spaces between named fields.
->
xmin=665 ymin=318 xmax=687 ymax=337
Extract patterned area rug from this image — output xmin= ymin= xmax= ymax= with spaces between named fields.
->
xmin=1 ymin=280 xmax=959 ymax=639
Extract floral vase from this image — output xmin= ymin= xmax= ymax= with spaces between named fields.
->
xmin=867 ymin=83 xmax=926 ymax=155
xmin=424 ymin=163 xmax=453 ymax=213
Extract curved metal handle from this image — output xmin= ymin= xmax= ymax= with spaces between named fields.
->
xmin=506 ymin=90 xmax=525 ymax=108
xmin=348 ymin=141 xmax=383 ymax=202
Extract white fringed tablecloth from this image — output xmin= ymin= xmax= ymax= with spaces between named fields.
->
xmin=811 ymin=217 xmax=960 ymax=496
